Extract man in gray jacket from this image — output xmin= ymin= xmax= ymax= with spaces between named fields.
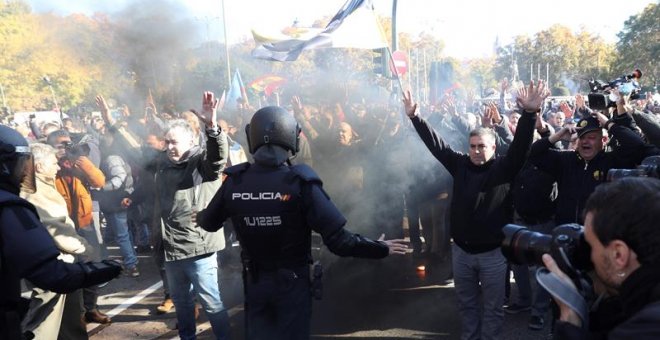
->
xmin=154 ymin=92 xmax=230 ymax=340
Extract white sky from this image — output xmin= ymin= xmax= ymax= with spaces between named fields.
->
xmin=27 ymin=0 xmax=656 ymax=59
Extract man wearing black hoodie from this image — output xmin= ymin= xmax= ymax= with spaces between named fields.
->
xmin=403 ymin=81 xmax=548 ymax=340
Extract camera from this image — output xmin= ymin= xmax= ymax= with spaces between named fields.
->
xmin=502 ymin=224 xmax=592 ymax=276
xmin=587 ymin=69 xmax=642 ymax=110
xmin=607 ymin=155 xmax=660 ymax=181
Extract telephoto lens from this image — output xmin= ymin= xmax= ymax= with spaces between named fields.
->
xmin=501 ymin=224 xmax=592 ymax=275
xmin=501 ymin=224 xmax=552 ymax=266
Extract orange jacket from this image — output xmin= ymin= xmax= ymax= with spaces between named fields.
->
xmin=55 ymin=156 xmax=105 ymax=229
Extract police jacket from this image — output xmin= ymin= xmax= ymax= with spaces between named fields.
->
xmin=529 ymin=124 xmax=651 ymax=225
xmin=0 ymin=189 xmax=93 ymax=339
xmin=409 ymin=110 xmax=536 ymax=254
xmin=197 ymin=160 xmax=388 ymax=268
xmin=154 ymin=128 xmax=229 ymax=261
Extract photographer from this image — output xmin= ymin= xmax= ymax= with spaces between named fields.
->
xmin=46 ymin=130 xmax=114 ymax=324
xmin=542 ymin=177 xmax=660 ymax=339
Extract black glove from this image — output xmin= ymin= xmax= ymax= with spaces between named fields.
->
xmin=79 ymin=260 xmax=122 ymax=287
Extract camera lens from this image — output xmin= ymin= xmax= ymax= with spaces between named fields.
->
xmin=501 ymin=224 xmax=553 ymax=266
xmin=607 ymin=168 xmax=648 ymax=181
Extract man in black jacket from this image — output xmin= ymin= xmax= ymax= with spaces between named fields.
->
xmin=543 ymin=177 xmax=660 ymax=339
xmin=403 ymin=81 xmax=548 ymax=340
xmin=529 ymin=109 xmax=656 ymax=225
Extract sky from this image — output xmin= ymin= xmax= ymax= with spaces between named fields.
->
xmin=27 ymin=0 xmax=657 ymax=59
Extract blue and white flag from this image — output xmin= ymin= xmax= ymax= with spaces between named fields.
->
xmin=252 ymin=0 xmax=387 ymax=61
xmin=225 ymin=69 xmax=248 ymax=111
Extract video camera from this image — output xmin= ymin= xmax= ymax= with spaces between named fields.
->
xmin=607 ymin=155 xmax=660 ymax=181
xmin=588 ymin=69 xmax=642 ymax=110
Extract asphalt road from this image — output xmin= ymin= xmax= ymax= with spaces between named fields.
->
xmin=83 ymin=244 xmax=554 ymax=339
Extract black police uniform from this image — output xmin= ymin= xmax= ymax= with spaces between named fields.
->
xmin=0 ymin=190 xmax=121 ymax=339
xmin=0 ymin=124 xmax=121 ymax=339
xmin=198 ymin=162 xmax=389 ymax=340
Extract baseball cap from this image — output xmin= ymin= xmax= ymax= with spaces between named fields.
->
xmin=576 ymin=116 xmax=602 ymax=138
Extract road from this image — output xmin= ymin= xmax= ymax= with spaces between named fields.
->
xmin=83 ymin=244 xmax=553 ymax=339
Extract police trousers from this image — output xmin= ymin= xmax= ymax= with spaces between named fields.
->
xmin=244 ymin=265 xmax=311 ymax=340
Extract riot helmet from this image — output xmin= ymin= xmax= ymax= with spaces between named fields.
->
xmin=245 ymin=106 xmax=301 ymax=155
xmin=0 ymin=124 xmax=36 ymax=194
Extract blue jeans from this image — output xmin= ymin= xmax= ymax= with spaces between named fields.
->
xmin=104 ymin=211 xmax=137 ymax=269
xmin=164 ymin=253 xmax=230 ymax=340
xmin=452 ymin=244 xmax=507 ymax=340
xmin=129 ymin=222 xmax=150 ymax=247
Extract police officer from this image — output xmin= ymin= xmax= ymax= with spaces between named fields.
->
xmin=0 ymin=125 xmax=122 ymax=339
xmin=197 ymin=106 xmax=408 ymax=340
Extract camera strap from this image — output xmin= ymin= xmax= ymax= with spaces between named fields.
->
xmin=536 ymin=268 xmax=589 ymax=329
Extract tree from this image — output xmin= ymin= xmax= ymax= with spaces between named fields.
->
xmin=614 ymin=3 xmax=659 ymax=87
xmin=494 ymin=25 xmax=615 ymax=94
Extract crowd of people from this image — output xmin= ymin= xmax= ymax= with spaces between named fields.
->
xmin=1 ymin=75 xmax=660 ymax=339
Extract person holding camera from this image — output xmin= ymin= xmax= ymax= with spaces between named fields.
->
xmin=403 ymin=81 xmax=548 ymax=340
xmin=542 ymin=177 xmax=660 ymax=339
xmin=46 ymin=129 xmax=113 ymax=324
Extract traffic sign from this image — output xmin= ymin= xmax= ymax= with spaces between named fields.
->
xmin=390 ymin=50 xmax=408 ymax=76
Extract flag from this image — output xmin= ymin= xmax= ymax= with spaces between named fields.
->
xmin=252 ymin=0 xmax=387 ymax=61
xmin=226 ymin=69 xmax=249 ymax=110
xmin=248 ymin=75 xmax=287 ymax=96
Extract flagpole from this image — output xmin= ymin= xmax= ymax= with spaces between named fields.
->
xmin=221 ymin=0 xmax=231 ymax=89
xmin=385 ymin=47 xmax=405 ymax=96
xmin=389 ymin=0 xmax=404 ymax=97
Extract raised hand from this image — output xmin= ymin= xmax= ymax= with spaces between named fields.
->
xmin=487 ymin=102 xmax=503 ymax=124
xmin=442 ymin=97 xmax=458 ymax=116
xmin=559 ymin=102 xmax=572 ymax=118
xmin=403 ymin=90 xmax=418 ymax=118
xmin=550 ymin=125 xmax=577 ymax=143
xmin=575 ymin=94 xmax=586 ymax=110
xmin=196 ymin=91 xmax=219 ymax=129
xmin=95 ymin=95 xmax=115 ymax=125
xmin=516 ymin=80 xmax=550 ymax=113
xmin=481 ymin=106 xmax=493 ymax=128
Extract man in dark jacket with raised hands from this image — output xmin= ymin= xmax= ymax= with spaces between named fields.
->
xmin=403 ymin=81 xmax=549 ymax=340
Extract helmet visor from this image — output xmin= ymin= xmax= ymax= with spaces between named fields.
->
xmin=15 ymin=146 xmax=36 ymax=194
